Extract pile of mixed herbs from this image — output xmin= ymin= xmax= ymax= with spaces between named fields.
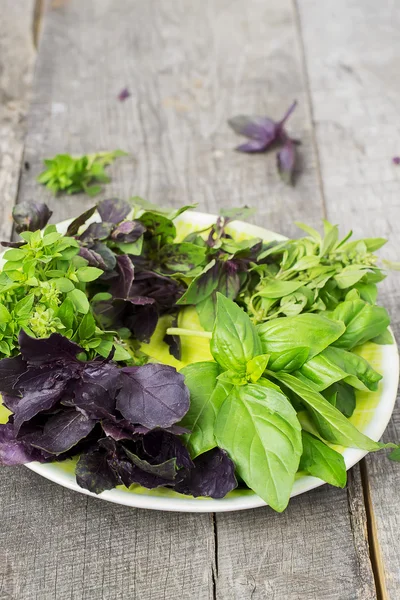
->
xmin=0 ymin=198 xmax=397 ymax=511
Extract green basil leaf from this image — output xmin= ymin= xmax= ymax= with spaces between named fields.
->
xmin=272 ymin=372 xmax=380 ymax=451
xmin=298 ymin=352 xmax=347 ymax=392
xmin=388 ymin=447 xmax=400 ymax=462
xmin=96 ymin=340 xmax=113 ymax=358
xmin=322 ymin=382 xmax=356 ymax=418
xmin=334 ymin=266 xmax=368 ymax=289
xmin=215 ymin=381 xmax=302 ymax=512
xmin=300 ymin=431 xmax=346 ymax=488
xmin=139 ymin=212 xmax=176 ymax=245
xmin=113 ymin=238 xmax=143 ymax=256
xmin=76 ymin=266 xmax=104 ymax=282
xmin=371 ymin=328 xmax=393 ymax=345
xmin=0 ymin=304 xmax=11 ymax=323
xmin=3 ymin=248 xmax=26 ymax=261
xmin=42 ymin=232 xmax=62 ymax=246
xmin=255 ymin=280 xmax=305 ymax=299
xmin=330 ymin=299 xmax=390 ymax=349
xmin=268 ymin=346 xmax=309 ymax=372
xmin=78 ymin=312 xmax=96 ymax=341
xmin=57 ymin=297 xmax=75 ymax=330
xmin=112 ymin=343 xmax=132 ymax=361
xmin=67 ymin=289 xmax=90 ymax=314
xmin=319 ymin=221 xmax=339 ymax=257
xmin=353 ymin=282 xmax=378 ymax=304
xmin=159 ymin=243 xmax=207 ymax=273
xmin=246 ymin=354 xmax=270 ymax=383
xmin=53 ymin=278 xmax=75 ymax=293
xmin=258 ymin=314 xmax=345 ymax=361
xmin=180 ymin=361 xmax=231 ymax=457
xmin=323 ymin=346 xmax=382 ymax=392
xmin=211 ymin=293 xmax=262 ymax=375
xmin=14 ymin=295 xmax=34 ymax=317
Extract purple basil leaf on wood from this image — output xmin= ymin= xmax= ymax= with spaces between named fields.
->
xmin=142 ymin=430 xmax=193 ymax=470
xmin=12 ymin=201 xmax=53 ymax=233
xmin=76 ymin=447 xmax=121 ymax=494
xmin=116 ymin=364 xmax=190 ymax=429
xmin=0 ymin=423 xmax=43 ymax=465
xmin=12 ymin=366 xmax=70 ymax=432
xmin=97 ymin=198 xmax=131 ymax=224
xmin=111 ymin=220 xmax=146 ymax=243
xmin=29 ymin=409 xmax=97 ymax=454
xmin=78 ymin=246 xmax=107 ymax=270
xmin=18 ymin=330 xmax=82 ymax=364
xmin=79 ymin=222 xmax=114 ymax=243
xmin=0 ymin=355 xmax=26 ymax=394
xmin=118 ymin=87 xmax=131 ymax=102
xmin=175 ymin=448 xmax=237 ymax=498
xmin=110 ymin=255 xmax=135 ymax=299
xmin=228 ymin=115 xmax=278 ymax=153
xmin=66 ymin=206 xmax=97 ymax=236
xmin=277 ymin=139 xmax=296 ymax=185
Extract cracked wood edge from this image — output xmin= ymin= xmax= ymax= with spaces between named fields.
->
xmin=297 ymin=0 xmax=400 ymax=597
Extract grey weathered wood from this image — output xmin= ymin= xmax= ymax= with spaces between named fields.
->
xmin=297 ymin=0 xmax=400 ymax=597
xmin=0 ymin=0 xmax=381 ymax=598
xmin=0 ymin=0 xmax=36 ymax=240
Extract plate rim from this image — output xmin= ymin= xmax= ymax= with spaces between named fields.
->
xmin=19 ymin=210 xmax=399 ymax=512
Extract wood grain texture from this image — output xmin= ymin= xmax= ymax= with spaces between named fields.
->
xmin=0 ymin=0 xmax=380 ymax=598
xmin=0 ymin=0 xmax=36 ymax=240
xmin=297 ymin=0 xmax=400 ymax=597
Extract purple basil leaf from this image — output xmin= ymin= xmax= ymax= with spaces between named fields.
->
xmin=18 ymin=330 xmax=83 ymax=365
xmin=73 ymin=363 xmax=121 ymax=419
xmin=130 ymin=271 xmax=184 ymax=309
xmin=29 ymin=409 xmax=97 ymax=454
xmin=76 ymin=447 xmax=121 ymax=494
xmin=393 ymin=156 xmax=400 ymax=165
xmin=97 ymin=199 xmax=131 ymax=224
xmin=123 ymin=302 xmax=158 ymax=342
xmin=123 ymin=446 xmax=177 ymax=480
xmin=1 ymin=240 xmax=25 ymax=248
xmin=110 ymin=255 xmax=135 ymax=299
xmin=228 ymin=115 xmax=277 ymax=151
xmin=111 ymin=220 xmax=146 ymax=243
xmin=12 ymin=366 xmax=70 ymax=432
xmin=66 ymin=206 xmax=97 ymax=236
xmin=79 ymin=222 xmax=114 ymax=243
xmin=91 ymin=241 xmax=117 ymax=271
xmin=78 ymin=246 xmax=107 ymax=270
xmin=0 ymin=423 xmax=43 ymax=465
xmin=118 ymin=87 xmax=131 ymax=102
xmin=277 ymin=139 xmax=296 ymax=185
xmin=12 ymin=202 xmax=53 ymax=233
xmin=175 ymin=448 xmax=237 ymax=498
xmin=142 ymin=430 xmax=193 ymax=470
xmin=116 ymin=364 xmax=190 ymax=429
xmin=235 ymin=139 xmax=274 ymax=153
xmin=102 ymin=420 xmax=137 ymax=441
xmin=0 ymin=355 xmax=27 ymax=395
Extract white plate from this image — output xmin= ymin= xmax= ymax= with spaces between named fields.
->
xmin=8 ymin=210 xmax=398 ymax=512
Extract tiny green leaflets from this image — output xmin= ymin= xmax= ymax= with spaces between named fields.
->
xmin=210 ymin=294 xmax=262 ymax=375
xmin=215 ymin=380 xmax=302 ymax=512
xmin=300 ymin=431 xmax=346 ymax=488
xmin=246 ymin=354 xmax=270 ymax=383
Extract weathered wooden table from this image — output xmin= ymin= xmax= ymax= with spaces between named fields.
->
xmin=1 ymin=1 xmax=400 ymax=598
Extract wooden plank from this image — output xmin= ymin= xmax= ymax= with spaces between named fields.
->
xmin=0 ymin=0 xmax=376 ymax=598
xmin=297 ymin=0 xmax=400 ymax=597
xmin=0 ymin=0 xmax=36 ymax=240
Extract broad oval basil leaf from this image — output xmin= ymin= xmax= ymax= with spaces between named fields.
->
xmin=111 ymin=220 xmax=146 ymax=242
xmin=330 ymin=299 xmax=390 ymax=349
xmin=29 ymin=409 xmax=97 ymax=454
xmin=299 ymin=431 xmax=346 ymax=488
xmin=13 ymin=201 xmax=53 ymax=233
xmin=272 ymin=371 xmax=381 ymax=451
xmin=179 ymin=361 xmax=231 ymax=457
xmin=215 ymin=380 xmax=302 ymax=512
xmin=175 ymin=448 xmax=237 ymax=498
xmin=116 ymin=364 xmax=190 ymax=429
xmin=18 ymin=330 xmax=82 ymax=364
xmin=76 ymin=447 xmax=120 ymax=494
xmin=210 ymin=293 xmax=262 ymax=375
xmin=0 ymin=423 xmax=43 ymax=465
xmin=268 ymin=346 xmax=309 ymax=372
xmin=258 ymin=313 xmax=345 ymax=361
xmin=322 ymin=346 xmax=382 ymax=392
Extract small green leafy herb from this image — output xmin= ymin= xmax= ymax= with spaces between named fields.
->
xmin=37 ymin=150 xmax=128 ymax=196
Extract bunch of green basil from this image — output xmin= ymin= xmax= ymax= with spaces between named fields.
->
xmin=179 ymin=294 xmax=395 ymax=512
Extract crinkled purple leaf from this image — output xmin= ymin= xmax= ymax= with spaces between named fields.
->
xmin=12 ymin=201 xmax=53 ymax=233
xmin=175 ymin=448 xmax=237 ymax=498
xmin=29 ymin=409 xmax=97 ymax=454
xmin=97 ymin=198 xmax=131 ymax=224
xmin=142 ymin=430 xmax=193 ymax=470
xmin=277 ymin=139 xmax=296 ymax=185
xmin=18 ymin=330 xmax=83 ymax=365
xmin=110 ymin=255 xmax=135 ymax=299
xmin=0 ymin=355 xmax=27 ymax=395
xmin=76 ymin=447 xmax=121 ymax=494
xmin=123 ymin=446 xmax=177 ymax=480
xmin=79 ymin=222 xmax=114 ymax=243
xmin=122 ymin=301 xmax=158 ymax=342
xmin=78 ymin=246 xmax=107 ymax=270
xmin=130 ymin=271 xmax=184 ymax=309
xmin=66 ymin=206 xmax=97 ymax=236
xmin=111 ymin=220 xmax=146 ymax=243
xmin=12 ymin=365 xmax=71 ymax=432
xmin=73 ymin=362 xmax=121 ymax=419
xmin=116 ymin=364 xmax=190 ymax=429
xmin=102 ymin=420 xmax=137 ymax=441
xmin=0 ymin=423 xmax=43 ymax=465
xmin=91 ymin=241 xmax=117 ymax=271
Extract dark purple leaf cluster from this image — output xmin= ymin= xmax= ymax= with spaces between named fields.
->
xmin=0 ymin=331 xmax=236 ymax=498
xmin=228 ymin=101 xmax=299 ymax=185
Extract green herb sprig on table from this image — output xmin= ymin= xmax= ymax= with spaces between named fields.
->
xmin=37 ymin=150 xmax=128 ymax=197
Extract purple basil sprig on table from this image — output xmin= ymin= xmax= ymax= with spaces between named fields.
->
xmin=0 ymin=332 xmax=237 ymax=498
xmin=228 ymin=100 xmax=298 ymax=185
